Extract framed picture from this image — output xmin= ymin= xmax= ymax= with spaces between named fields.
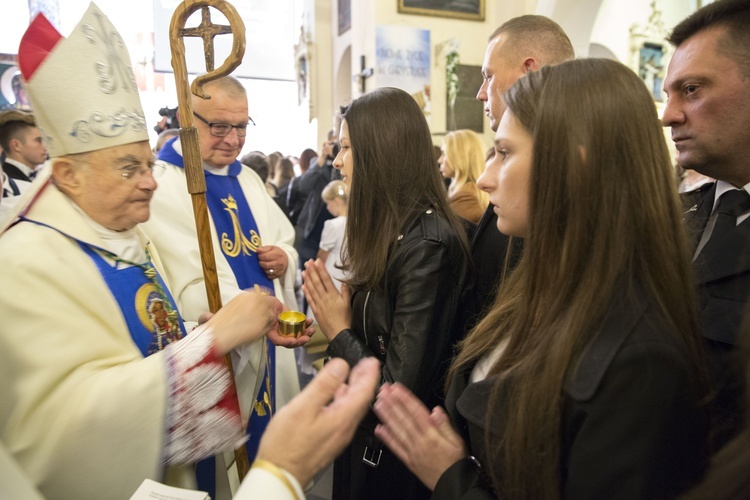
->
xmin=637 ymin=42 xmax=668 ymax=102
xmin=338 ymin=0 xmax=351 ymax=35
xmin=398 ymin=0 xmax=485 ymax=22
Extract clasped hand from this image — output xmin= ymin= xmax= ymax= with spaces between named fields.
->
xmin=301 ymin=258 xmax=352 ymax=341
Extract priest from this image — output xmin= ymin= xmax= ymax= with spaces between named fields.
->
xmin=144 ymin=75 xmax=301 ymax=496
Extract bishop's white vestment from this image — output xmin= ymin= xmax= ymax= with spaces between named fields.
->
xmin=0 ymin=182 xmax=248 ymax=499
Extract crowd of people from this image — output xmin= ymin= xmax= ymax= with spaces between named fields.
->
xmin=1 ymin=0 xmax=750 ymax=499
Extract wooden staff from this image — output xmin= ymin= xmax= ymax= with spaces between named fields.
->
xmin=168 ymin=0 xmax=250 ymax=480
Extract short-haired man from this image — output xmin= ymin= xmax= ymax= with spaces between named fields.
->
xmin=662 ymin=0 xmax=750 ymax=448
xmin=0 ymin=109 xmax=47 ymax=196
xmin=460 ymin=16 xmax=574 ymax=336
xmin=294 ymin=130 xmax=338 ymax=268
xmin=478 ymin=15 xmax=576 ymax=132
xmin=0 ymin=5 xmax=292 ymax=498
xmin=144 ymin=76 xmax=300 ymax=497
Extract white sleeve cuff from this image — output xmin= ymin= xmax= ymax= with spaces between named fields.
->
xmin=234 ymin=465 xmax=304 ymax=500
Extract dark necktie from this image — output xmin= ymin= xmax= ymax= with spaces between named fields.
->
xmin=700 ymin=189 xmax=750 ymax=261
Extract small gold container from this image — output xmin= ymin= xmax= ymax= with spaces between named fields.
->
xmin=278 ymin=311 xmax=306 ymax=338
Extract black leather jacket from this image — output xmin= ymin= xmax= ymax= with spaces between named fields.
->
xmin=327 ymin=208 xmax=469 ymax=408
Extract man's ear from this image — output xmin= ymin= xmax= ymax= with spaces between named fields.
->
xmin=9 ymin=137 xmax=22 ymax=154
xmin=51 ymin=157 xmax=82 ymax=195
xmin=522 ymin=57 xmax=540 ymax=74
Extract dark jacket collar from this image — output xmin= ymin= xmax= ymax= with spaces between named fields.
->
xmin=2 ymin=160 xmax=33 ymax=183
xmin=451 ymin=288 xmax=652 ymax=430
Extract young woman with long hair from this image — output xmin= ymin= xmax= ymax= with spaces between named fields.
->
xmin=372 ymin=59 xmax=708 ymax=499
xmin=302 ymin=87 xmax=470 ymax=500
xmin=439 ymin=129 xmax=489 ymax=224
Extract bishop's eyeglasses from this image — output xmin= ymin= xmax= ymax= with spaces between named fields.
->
xmin=193 ymin=112 xmax=255 ymax=137
xmin=119 ymin=161 xmax=163 ymax=181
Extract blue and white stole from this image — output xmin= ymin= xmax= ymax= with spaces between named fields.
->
xmin=159 ymin=138 xmax=275 ymax=491
xmin=80 ymin=245 xmax=186 ymax=356
xmin=20 ymin=217 xmax=186 ymax=356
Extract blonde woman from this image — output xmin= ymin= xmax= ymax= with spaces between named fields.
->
xmin=439 ymin=129 xmax=489 ymax=224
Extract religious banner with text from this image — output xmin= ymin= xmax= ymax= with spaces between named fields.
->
xmin=375 ymin=25 xmax=430 ymax=115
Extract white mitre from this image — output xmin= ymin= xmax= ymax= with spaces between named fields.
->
xmin=18 ymin=2 xmax=147 ymax=157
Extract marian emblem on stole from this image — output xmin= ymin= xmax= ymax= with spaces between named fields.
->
xmin=220 ymin=194 xmax=262 ymax=257
xmin=135 ymin=281 xmax=184 ymax=353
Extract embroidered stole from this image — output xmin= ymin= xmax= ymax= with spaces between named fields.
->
xmin=20 ymin=217 xmax=187 ymax=357
xmin=79 ymin=244 xmax=186 ymax=356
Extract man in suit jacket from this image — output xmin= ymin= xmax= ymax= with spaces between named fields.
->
xmin=294 ymin=131 xmax=338 ymax=269
xmin=663 ymin=0 xmax=750 ymax=448
xmin=457 ymin=16 xmax=574 ymax=338
xmin=0 ymin=110 xmax=47 ymax=188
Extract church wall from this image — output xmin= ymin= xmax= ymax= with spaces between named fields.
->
xmin=330 ymin=0 xmax=532 ymax=151
xmin=323 ymin=0 xmax=702 ymax=154
xmin=311 ymin=0 xmax=336 ymax=149
xmin=589 ymin=0 xmax=694 ymax=64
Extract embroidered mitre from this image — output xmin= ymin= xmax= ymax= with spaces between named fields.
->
xmin=18 ymin=2 xmax=148 ymax=157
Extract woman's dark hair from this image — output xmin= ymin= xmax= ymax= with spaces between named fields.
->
xmin=276 ymin=157 xmax=294 ymax=184
xmin=266 ymin=151 xmax=283 ymax=181
xmin=340 ymin=87 xmax=468 ymax=290
xmin=449 ymin=59 xmax=706 ymax=499
xmin=299 ymin=148 xmax=316 ymax=173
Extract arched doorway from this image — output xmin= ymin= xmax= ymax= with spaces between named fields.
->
xmin=334 ymin=45 xmax=352 ymax=110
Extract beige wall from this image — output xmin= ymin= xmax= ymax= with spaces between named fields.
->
xmin=309 ymin=0 xmax=335 ymax=149
xmin=316 ymin=0 xmax=699 ymax=151
xmin=329 ymin=1 xmax=530 ymax=150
